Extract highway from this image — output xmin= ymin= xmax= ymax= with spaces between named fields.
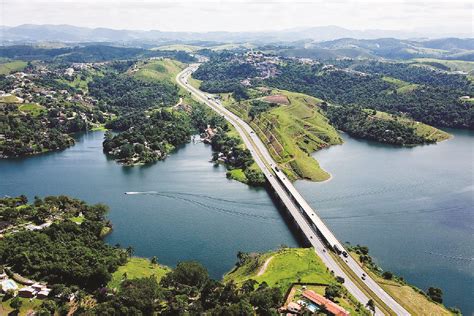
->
xmin=177 ymin=64 xmax=410 ymax=316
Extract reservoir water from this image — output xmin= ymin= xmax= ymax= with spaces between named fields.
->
xmin=0 ymin=129 xmax=472 ymax=313
xmin=296 ymin=129 xmax=473 ymax=314
xmin=0 ymin=132 xmax=298 ymax=278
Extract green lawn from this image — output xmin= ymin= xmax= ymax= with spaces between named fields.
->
xmin=227 ymin=168 xmax=247 ymax=183
xmin=69 ymin=215 xmax=85 ymax=224
xmin=224 ymin=248 xmax=334 ymax=291
xmin=0 ymin=60 xmax=28 ymax=75
xmin=108 ymin=257 xmax=171 ymax=290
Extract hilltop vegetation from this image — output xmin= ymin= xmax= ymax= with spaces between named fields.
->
xmin=0 ymin=60 xmax=28 ymax=75
xmin=103 ymin=110 xmax=194 ymax=165
xmin=265 ymin=60 xmax=473 ymax=129
xmin=325 ymin=105 xmax=450 ymax=146
xmin=0 ymin=45 xmax=196 ymax=63
xmin=0 ymin=196 xmax=124 ymax=290
xmin=225 ymin=89 xmax=342 ymax=181
xmin=225 ymin=248 xmax=369 ymax=316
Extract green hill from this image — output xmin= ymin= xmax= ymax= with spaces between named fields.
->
xmin=224 ymin=89 xmax=342 ymax=181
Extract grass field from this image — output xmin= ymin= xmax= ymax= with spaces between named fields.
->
xmin=57 ymin=73 xmax=94 ymax=92
xmin=19 ymin=103 xmax=45 ymax=117
xmin=153 ymin=44 xmax=203 ymax=52
xmin=224 ymin=248 xmax=334 ymax=290
xmin=224 ymin=248 xmax=368 ymax=316
xmin=373 ymin=111 xmax=451 ymax=142
xmin=0 ymin=297 xmax=42 ymax=316
xmin=349 ymin=252 xmax=453 ymax=315
xmin=382 ymin=76 xmax=419 ymax=93
xmin=108 ymin=257 xmax=171 ymax=290
xmin=0 ymin=60 xmax=28 ymax=75
xmin=133 ymin=58 xmax=185 ymax=84
xmin=225 ymin=89 xmax=342 ymax=181
xmin=412 ymin=58 xmax=474 ymax=74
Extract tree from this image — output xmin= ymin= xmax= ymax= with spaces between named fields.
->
xmin=126 ymin=246 xmax=134 ymax=257
xmin=382 ymin=271 xmax=393 ymax=280
xmin=427 ymin=287 xmax=443 ymax=303
xmin=10 ymin=296 xmax=23 ymax=311
xmin=325 ymin=284 xmax=342 ymax=301
xmin=160 ymin=261 xmax=209 ymax=289
xmin=366 ymin=299 xmax=375 ymax=314
xmin=151 ymin=256 xmax=158 ymax=265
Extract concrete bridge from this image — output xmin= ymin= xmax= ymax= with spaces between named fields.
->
xmin=177 ymin=65 xmax=410 ymax=316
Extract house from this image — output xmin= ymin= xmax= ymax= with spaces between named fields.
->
xmin=18 ymin=287 xmax=35 ymax=298
xmin=36 ymin=288 xmax=51 ymax=299
xmin=302 ymin=290 xmax=350 ymax=316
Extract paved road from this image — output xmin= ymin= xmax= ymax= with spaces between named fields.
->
xmin=177 ymin=65 xmax=410 ymax=316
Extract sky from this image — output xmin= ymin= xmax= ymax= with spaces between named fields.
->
xmin=1 ymin=0 xmax=473 ymax=34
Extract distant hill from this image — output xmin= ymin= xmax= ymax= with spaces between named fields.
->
xmin=1 ymin=24 xmax=471 ymax=45
xmin=278 ymin=38 xmax=474 ymax=61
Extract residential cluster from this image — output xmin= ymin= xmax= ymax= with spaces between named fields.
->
xmin=0 ymin=271 xmax=52 ymax=300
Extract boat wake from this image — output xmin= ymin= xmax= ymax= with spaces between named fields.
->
xmin=124 ymin=191 xmax=158 ymax=195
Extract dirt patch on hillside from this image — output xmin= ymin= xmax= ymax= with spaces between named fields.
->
xmin=264 ymin=94 xmax=290 ymax=105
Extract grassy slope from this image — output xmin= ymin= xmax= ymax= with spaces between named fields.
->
xmin=412 ymin=58 xmax=474 ymax=74
xmin=382 ymin=76 xmax=419 ymax=93
xmin=0 ymin=95 xmax=23 ymax=103
xmin=57 ymin=74 xmax=93 ymax=92
xmin=373 ymin=111 xmax=451 ymax=142
xmin=0 ymin=297 xmax=42 ymax=316
xmin=153 ymin=44 xmax=203 ymax=53
xmin=224 ymin=248 xmax=367 ymax=316
xmin=225 ymin=89 xmax=342 ymax=181
xmin=133 ymin=58 xmax=185 ymax=84
xmin=224 ymin=248 xmax=334 ymax=288
xmin=349 ymin=252 xmax=453 ymax=316
xmin=18 ymin=103 xmax=46 ymax=117
xmin=108 ymin=257 xmax=171 ymax=290
xmin=0 ymin=61 xmax=28 ymax=75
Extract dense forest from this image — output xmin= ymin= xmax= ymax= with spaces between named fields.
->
xmin=193 ymin=53 xmax=256 ymax=95
xmin=0 ymin=102 xmax=104 ymax=158
xmin=0 ymin=196 xmax=282 ymax=315
xmin=88 ymin=73 xmax=179 ymax=111
xmin=265 ymin=61 xmax=473 ymax=129
xmin=0 ymin=45 xmax=196 ymax=63
xmin=0 ymin=196 xmax=125 ymax=290
xmin=324 ymin=105 xmax=433 ymax=146
xmin=103 ymin=110 xmax=194 ymax=165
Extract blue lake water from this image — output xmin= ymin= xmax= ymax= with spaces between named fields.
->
xmin=296 ymin=129 xmax=473 ymax=313
xmin=0 ymin=129 xmax=472 ymax=313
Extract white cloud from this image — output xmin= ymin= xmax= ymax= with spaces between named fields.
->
xmin=1 ymin=0 xmax=472 ymax=34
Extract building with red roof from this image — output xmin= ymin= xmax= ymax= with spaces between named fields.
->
xmin=302 ymin=290 xmax=350 ymax=316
